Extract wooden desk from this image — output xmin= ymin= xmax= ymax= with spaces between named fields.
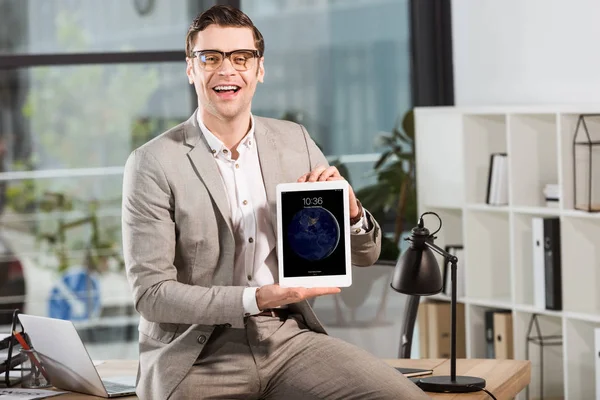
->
xmin=54 ymin=358 xmax=530 ymax=399
xmin=386 ymin=358 xmax=531 ymax=399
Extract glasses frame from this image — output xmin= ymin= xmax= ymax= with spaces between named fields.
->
xmin=189 ymin=49 xmax=261 ymax=71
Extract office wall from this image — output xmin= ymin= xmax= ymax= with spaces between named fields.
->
xmin=452 ymin=0 xmax=600 ymax=105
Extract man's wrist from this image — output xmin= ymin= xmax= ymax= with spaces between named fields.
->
xmin=349 ymin=199 xmax=363 ymax=225
xmin=243 ymin=287 xmax=261 ymax=316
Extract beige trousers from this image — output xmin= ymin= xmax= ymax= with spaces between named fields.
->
xmin=168 ymin=313 xmax=431 ymax=399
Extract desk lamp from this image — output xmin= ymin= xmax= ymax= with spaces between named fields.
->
xmin=391 ymin=211 xmax=486 ymax=393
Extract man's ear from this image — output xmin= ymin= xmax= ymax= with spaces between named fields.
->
xmin=186 ymin=58 xmax=194 ymax=84
xmin=257 ymin=58 xmax=265 ymax=83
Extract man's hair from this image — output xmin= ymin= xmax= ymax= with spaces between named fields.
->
xmin=186 ymin=5 xmax=265 ymax=58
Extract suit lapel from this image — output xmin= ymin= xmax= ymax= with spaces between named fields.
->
xmin=254 ymin=118 xmax=282 ymax=237
xmin=183 ymin=111 xmax=233 ymax=234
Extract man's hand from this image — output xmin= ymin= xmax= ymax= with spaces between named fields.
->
xmin=256 ymin=284 xmax=341 ymax=310
xmin=297 ymin=166 xmax=360 ymax=220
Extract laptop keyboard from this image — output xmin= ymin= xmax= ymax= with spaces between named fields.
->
xmin=102 ymin=380 xmax=136 ymax=393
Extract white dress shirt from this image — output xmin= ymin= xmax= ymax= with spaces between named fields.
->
xmin=197 ymin=114 xmax=368 ymax=315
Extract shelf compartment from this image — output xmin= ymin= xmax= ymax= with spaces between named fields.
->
xmin=508 ymin=114 xmax=559 ymax=208
xmin=466 ymin=305 xmax=513 ymax=360
xmin=464 ymin=210 xmax=511 ymax=301
xmin=511 ymin=211 xmax=563 ymax=308
xmin=564 ymin=318 xmax=600 ymax=400
xmin=514 ymin=311 xmax=564 ymax=400
xmin=463 ymin=114 xmax=507 ymax=204
xmin=421 ymin=207 xmax=463 ymax=292
xmin=560 ymin=113 xmax=600 ymax=211
xmin=561 ymin=216 xmax=600 ymax=315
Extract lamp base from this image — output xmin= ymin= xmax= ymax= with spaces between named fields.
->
xmin=415 ymin=375 xmax=486 ymax=393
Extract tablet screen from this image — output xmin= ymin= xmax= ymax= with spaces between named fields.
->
xmin=281 ymin=188 xmax=347 ymax=277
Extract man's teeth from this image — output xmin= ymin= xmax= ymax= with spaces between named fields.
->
xmin=214 ymin=85 xmax=238 ymax=91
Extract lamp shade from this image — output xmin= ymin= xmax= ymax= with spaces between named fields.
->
xmin=390 ymin=243 xmax=443 ymax=296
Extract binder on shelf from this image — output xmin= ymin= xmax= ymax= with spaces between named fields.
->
xmin=485 ymin=309 xmax=512 ymax=359
xmin=542 ymin=218 xmax=562 ymax=311
xmin=531 ymin=217 xmax=562 ymax=311
xmin=532 ymin=217 xmax=546 ymax=309
xmin=485 ymin=153 xmax=508 ymax=205
xmin=493 ymin=312 xmax=514 ymax=359
xmin=417 ymin=302 xmax=430 ymax=358
xmin=419 ymin=301 xmax=466 ymax=359
xmin=484 ymin=310 xmax=495 ymax=359
xmin=428 ymin=302 xmax=451 ymax=359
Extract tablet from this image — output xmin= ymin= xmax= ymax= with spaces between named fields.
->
xmin=276 ymin=180 xmax=352 ymax=288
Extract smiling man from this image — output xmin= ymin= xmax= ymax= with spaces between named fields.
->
xmin=122 ymin=5 xmax=428 ymax=400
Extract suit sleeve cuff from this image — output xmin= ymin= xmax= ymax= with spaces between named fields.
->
xmin=350 ymin=208 xmax=371 ymax=235
xmin=243 ymin=287 xmax=261 ymax=316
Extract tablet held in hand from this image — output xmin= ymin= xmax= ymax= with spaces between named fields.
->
xmin=276 ymin=181 xmax=352 ymax=288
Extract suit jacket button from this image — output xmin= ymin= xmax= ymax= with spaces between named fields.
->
xmin=197 ymin=335 xmax=207 ymax=344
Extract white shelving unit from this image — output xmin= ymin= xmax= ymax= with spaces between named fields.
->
xmin=414 ymin=106 xmax=600 ymax=400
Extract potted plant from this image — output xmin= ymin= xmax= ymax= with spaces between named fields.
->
xmin=356 ymin=109 xmax=416 ymax=262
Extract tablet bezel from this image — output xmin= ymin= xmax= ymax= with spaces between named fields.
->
xmin=276 ymin=180 xmax=352 ymax=288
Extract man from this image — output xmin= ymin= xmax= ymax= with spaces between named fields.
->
xmin=122 ymin=5 xmax=428 ymax=400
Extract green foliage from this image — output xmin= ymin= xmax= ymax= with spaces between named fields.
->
xmin=356 ymin=110 xmax=416 ymax=261
xmin=13 ymin=9 xmax=160 ymax=274
xmin=37 ymin=192 xmax=124 ymax=273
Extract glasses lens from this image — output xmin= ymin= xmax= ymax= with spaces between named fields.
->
xmin=230 ymin=51 xmax=256 ymax=71
xmin=199 ymin=51 xmax=223 ymax=70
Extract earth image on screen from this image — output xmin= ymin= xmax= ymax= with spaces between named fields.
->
xmin=287 ymin=207 xmax=340 ymax=261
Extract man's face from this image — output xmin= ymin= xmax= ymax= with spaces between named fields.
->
xmin=186 ymin=25 xmax=264 ymax=121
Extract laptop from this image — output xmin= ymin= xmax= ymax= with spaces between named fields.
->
xmin=18 ymin=314 xmax=136 ymax=398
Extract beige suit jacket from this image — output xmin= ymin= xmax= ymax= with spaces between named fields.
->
xmin=122 ymin=111 xmax=382 ymax=399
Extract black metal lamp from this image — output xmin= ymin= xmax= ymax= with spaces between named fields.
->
xmin=391 ymin=211 xmax=486 ymax=393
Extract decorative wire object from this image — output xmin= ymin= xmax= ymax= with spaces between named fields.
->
xmin=525 ymin=313 xmax=563 ymax=400
xmin=573 ymin=114 xmax=600 ymax=212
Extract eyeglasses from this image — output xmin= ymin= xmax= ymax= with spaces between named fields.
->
xmin=189 ymin=49 xmax=261 ymax=71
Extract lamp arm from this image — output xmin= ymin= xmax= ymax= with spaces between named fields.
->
xmin=424 ymin=240 xmax=458 ymax=264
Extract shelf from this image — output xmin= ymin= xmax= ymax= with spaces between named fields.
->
xmin=466 ymin=305 xmax=489 ymax=359
xmin=513 ymin=311 xmax=564 ymax=399
xmin=560 ymin=209 xmax=600 ymax=219
xmin=420 ymin=204 xmax=462 ymax=212
xmin=510 ymin=206 xmax=561 ymax=216
xmin=564 ymin=318 xmax=600 ymax=400
xmin=416 ymin=107 xmax=600 ymax=400
xmin=561 ymin=217 xmax=600 ymax=315
xmin=464 ymin=210 xmax=511 ymax=301
xmin=463 ymin=114 xmax=507 ymax=204
xmin=463 ymin=297 xmax=513 ymax=310
xmin=427 ymin=293 xmax=468 ymax=304
xmin=466 ymin=304 xmax=513 ymax=360
xmin=558 ymin=114 xmax=600 ymax=211
xmin=563 ymin=311 xmax=600 ymax=324
xmin=513 ymin=304 xmax=564 ymax=319
xmin=465 ymin=203 xmax=509 ymax=213
xmin=508 ymin=114 xmax=559 ymax=208
xmin=511 ymin=212 xmax=547 ymax=307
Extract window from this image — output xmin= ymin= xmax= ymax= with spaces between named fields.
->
xmin=243 ymin=0 xmax=412 ymax=190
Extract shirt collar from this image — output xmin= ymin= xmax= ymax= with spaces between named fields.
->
xmin=197 ymin=113 xmax=255 ymax=158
